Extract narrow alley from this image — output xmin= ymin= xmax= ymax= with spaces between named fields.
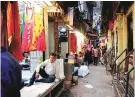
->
xmin=60 ymin=64 xmax=115 ymax=97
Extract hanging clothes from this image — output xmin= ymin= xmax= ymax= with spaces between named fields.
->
xmin=19 ymin=4 xmax=25 ymax=42
xmin=20 ymin=13 xmax=25 ymax=42
xmin=8 ymin=1 xmax=24 ymax=60
xmin=30 ymin=8 xmax=46 ymax=51
xmin=21 ymin=7 xmax=34 ymax=52
xmin=7 ymin=1 xmax=14 ymax=46
xmin=37 ymin=29 xmax=46 ymax=51
xmin=70 ymin=33 xmax=77 ymax=53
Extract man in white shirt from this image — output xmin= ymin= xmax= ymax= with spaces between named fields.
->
xmin=28 ymin=53 xmax=60 ymax=86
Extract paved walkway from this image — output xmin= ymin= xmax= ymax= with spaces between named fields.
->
xmin=60 ymin=64 xmax=116 ymax=97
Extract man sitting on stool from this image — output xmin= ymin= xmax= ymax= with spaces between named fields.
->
xmin=28 ymin=53 xmax=61 ymax=86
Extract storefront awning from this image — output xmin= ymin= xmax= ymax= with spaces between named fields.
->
xmin=19 ymin=1 xmax=64 ymax=17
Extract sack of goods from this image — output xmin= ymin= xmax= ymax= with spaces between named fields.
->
xmin=78 ymin=65 xmax=89 ymax=77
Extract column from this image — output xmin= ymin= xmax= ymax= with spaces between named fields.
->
xmin=44 ymin=8 xmax=49 ymax=59
xmin=54 ymin=17 xmax=59 ymax=54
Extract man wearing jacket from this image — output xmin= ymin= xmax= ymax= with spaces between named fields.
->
xmin=1 ymin=2 xmax=22 ymax=97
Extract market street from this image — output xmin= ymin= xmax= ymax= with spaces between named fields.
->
xmin=60 ymin=64 xmax=116 ymax=97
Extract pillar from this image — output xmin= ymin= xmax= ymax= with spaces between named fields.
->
xmin=54 ymin=17 xmax=59 ymax=54
xmin=44 ymin=8 xmax=49 ymax=59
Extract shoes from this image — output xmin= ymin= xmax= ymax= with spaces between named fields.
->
xmin=25 ymin=83 xmax=32 ymax=87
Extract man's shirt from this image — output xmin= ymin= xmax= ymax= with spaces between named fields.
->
xmin=36 ymin=59 xmax=58 ymax=76
xmin=1 ymin=47 xmax=22 ymax=97
xmin=93 ymin=48 xmax=98 ymax=57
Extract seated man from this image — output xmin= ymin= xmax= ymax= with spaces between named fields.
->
xmin=28 ymin=53 xmax=61 ymax=86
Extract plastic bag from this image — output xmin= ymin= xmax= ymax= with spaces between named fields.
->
xmin=78 ymin=65 xmax=89 ymax=77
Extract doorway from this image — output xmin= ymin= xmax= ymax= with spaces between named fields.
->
xmin=127 ymin=13 xmax=133 ymax=52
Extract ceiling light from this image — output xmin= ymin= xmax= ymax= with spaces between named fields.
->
xmin=60 ymin=27 xmax=66 ymax=32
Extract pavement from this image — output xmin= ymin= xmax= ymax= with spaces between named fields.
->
xmin=60 ymin=63 xmax=116 ymax=97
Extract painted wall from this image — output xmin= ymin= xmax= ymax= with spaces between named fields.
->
xmin=126 ymin=3 xmax=134 ymax=78
xmin=116 ymin=14 xmax=125 ymax=65
xmin=106 ymin=2 xmax=134 ymax=78
xmin=107 ymin=30 xmax=112 ymax=49
xmin=116 ymin=3 xmax=134 ymax=78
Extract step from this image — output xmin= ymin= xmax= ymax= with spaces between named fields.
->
xmin=113 ymin=74 xmax=134 ymax=97
xmin=113 ymin=80 xmax=123 ymax=97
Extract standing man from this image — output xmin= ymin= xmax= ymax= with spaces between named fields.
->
xmin=93 ymin=46 xmax=99 ymax=66
xmin=1 ymin=2 xmax=22 ymax=97
xmin=83 ymin=45 xmax=89 ymax=66
xmin=28 ymin=53 xmax=63 ymax=86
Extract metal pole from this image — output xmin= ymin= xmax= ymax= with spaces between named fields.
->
xmin=125 ymin=49 xmax=129 ymax=97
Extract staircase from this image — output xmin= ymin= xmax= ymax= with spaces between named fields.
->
xmin=111 ymin=48 xmax=134 ymax=97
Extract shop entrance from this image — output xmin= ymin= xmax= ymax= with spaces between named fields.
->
xmin=127 ymin=13 xmax=133 ymax=52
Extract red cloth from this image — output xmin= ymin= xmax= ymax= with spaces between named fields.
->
xmin=21 ymin=21 xmax=34 ymax=52
xmin=7 ymin=2 xmax=14 ymax=44
xmin=109 ymin=20 xmax=114 ymax=31
xmin=70 ymin=33 xmax=77 ymax=53
xmin=37 ymin=29 xmax=46 ymax=51
xmin=102 ymin=39 xmax=105 ymax=43
xmin=8 ymin=1 xmax=24 ymax=60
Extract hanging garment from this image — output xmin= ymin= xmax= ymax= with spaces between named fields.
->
xmin=21 ymin=7 xmax=34 ymax=52
xmin=7 ymin=1 xmax=14 ymax=45
xmin=30 ymin=8 xmax=46 ymax=51
xmin=8 ymin=1 xmax=24 ymax=60
xmin=20 ymin=12 xmax=25 ymax=42
xmin=20 ymin=10 xmax=25 ymax=41
xmin=37 ymin=29 xmax=46 ymax=51
xmin=70 ymin=33 xmax=77 ymax=53
xmin=19 ymin=3 xmax=25 ymax=35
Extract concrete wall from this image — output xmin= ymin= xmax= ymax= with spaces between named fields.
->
xmin=116 ymin=14 xmax=125 ymax=65
xmin=107 ymin=30 xmax=112 ymax=49
xmin=48 ymin=22 xmax=54 ymax=54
